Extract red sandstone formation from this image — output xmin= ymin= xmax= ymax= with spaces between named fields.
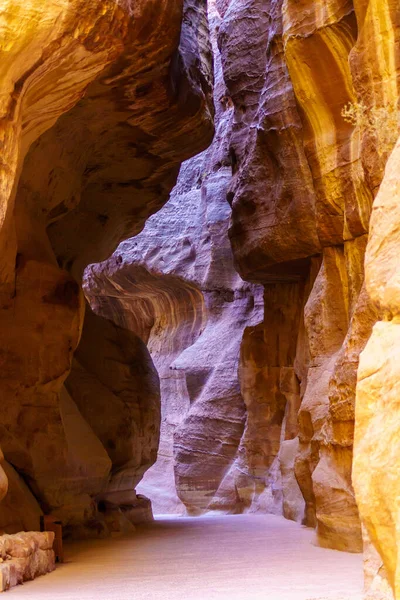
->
xmin=86 ymin=2 xmax=306 ymax=520
xmin=1 ymin=1 xmax=400 ymax=598
xmin=88 ymin=3 xmax=400 ymax=596
xmin=85 ymin=3 xmax=263 ymax=514
xmin=87 ymin=0 xmax=362 ymax=550
xmin=0 ymin=0 xmax=214 ymax=540
xmin=216 ymin=1 xmax=400 ymax=593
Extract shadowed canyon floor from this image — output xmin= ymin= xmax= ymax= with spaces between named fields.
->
xmin=7 ymin=516 xmax=363 ymax=600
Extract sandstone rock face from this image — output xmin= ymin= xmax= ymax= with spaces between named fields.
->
xmin=86 ymin=1 xmax=307 ymax=520
xmin=85 ymin=0 xmax=400 ymax=571
xmin=0 ymin=531 xmax=55 ymax=592
xmin=85 ymin=2 xmax=266 ymax=515
xmin=354 ymin=138 xmax=400 ymax=598
xmin=1 ymin=1 xmax=400 ymax=598
xmin=0 ymin=461 xmax=43 ymax=535
xmin=213 ymin=0 xmax=400 ymax=591
xmin=66 ymin=308 xmax=160 ymax=533
xmin=350 ymin=2 xmax=400 ymax=596
xmin=0 ymin=453 xmax=8 ymax=507
xmin=215 ymin=0 xmax=371 ymax=553
xmin=215 ymin=0 xmax=398 ymax=564
xmin=0 ymin=0 xmax=213 ymax=535
xmin=214 ymin=283 xmax=305 ymax=518
xmin=363 ymin=527 xmax=395 ymax=600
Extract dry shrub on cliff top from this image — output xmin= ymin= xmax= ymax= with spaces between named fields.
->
xmin=342 ymin=101 xmax=400 ymax=157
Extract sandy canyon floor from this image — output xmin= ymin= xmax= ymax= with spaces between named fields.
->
xmin=8 ymin=515 xmax=363 ymax=600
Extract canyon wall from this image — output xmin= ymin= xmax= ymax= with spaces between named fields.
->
xmin=88 ymin=0 xmax=366 ymax=549
xmin=0 ymin=0 xmax=214 ymax=537
xmin=85 ymin=3 xmax=270 ymax=516
xmin=86 ymin=1 xmax=308 ymax=521
xmin=1 ymin=1 xmax=400 ymax=599
xmin=88 ymin=3 xmax=400 ymax=597
xmin=217 ymin=0 xmax=400 ymax=592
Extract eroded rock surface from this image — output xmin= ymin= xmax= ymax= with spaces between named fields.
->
xmin=354 ymin=138 xmax=400 ymax=598
xmin=213 ymin=0 xmax=400 ymax=569
xmin=0 ymin=0 xmax=213 ymax=536
xmin=214 ymin=0 xmax=370 ymax=553
xmin=1 ymin=1 xmax=400 ymax=598
xmin=85 ymin=1 xmax=400 ymax=571
xmin=85 ymin=2 xmax=266 ymax=514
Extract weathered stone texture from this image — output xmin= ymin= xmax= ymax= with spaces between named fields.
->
xmin=0 ymin=531 xmax=55 ymax=592
xmin=86 ymin=2 xmax=304 ymax=520
xmin=215 ymin=0 xmax=399 ymax=566
xmin=85 ymin=1 xmax=400 ymax=575
xmin=0 ymin=0 xmax=213 ymax=536
xmin=214 ymin=0 xmax=369 ymax=554
xmin=85 ymin=2 xmax=265 ymax=513
xmin=354 ymin=138 xmax=400 ymax=598
xmin=1 ymin=2 xmax=400 ymax=599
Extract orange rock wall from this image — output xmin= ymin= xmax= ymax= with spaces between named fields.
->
xmin=0 ymin=0 xmax=214 ymax=536
xmin=217 ymin=0 xmax=399 ymax=569
xmin=85 ymin=6 xmax=400 ymax=593
xmin=1 ymin=1 xmax=400 ymax=599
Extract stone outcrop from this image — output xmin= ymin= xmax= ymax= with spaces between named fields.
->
xmin=0 ymin=0 xmax=213 ymax=536
xmin=65 ymin=309 xmax=160 ymax=534
xmin=1 ymin=0 xmax=400 ymax=598
xmin=85 ymin=1 xmax=267 ymax=515
xmin=354 ymin=138 xmax=400 ymax=598
xmin=0 ymin=460 xmax=42 ymax=536
xmin=85 ymin=1 xmax=308 ymax=521
xmin=214 ymin=0 xmax=370 ymax=553
xmin=0 ymin=532 xmax=55 ymax=592
xmin=215 ymin=0 xmax=400 ymax=586
xmin=85 ymin=1 xmax=400 ymax=576
xmin=363 ymin=527 xmax=395 ymax=600
xmin=213 ymin=0 xmax=400 ymax=567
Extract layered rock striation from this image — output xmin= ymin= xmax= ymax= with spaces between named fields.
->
xmin=87 ymin=0 xmax=400 ymax=581
xmin=215 ymin=0 xmax=398 ymax=560
xmin=354 ymin=139 xmax=400 ymax=600
xmin=0 ymin=0 xmax=214 ymax=536
xmin=85 ymin=3 xmax=267 ymax=514
xmin=1 ymin=1 xmax=400 ymax=599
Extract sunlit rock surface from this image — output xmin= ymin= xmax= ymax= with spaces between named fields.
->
xmin=0 ymin=0 xmax=213 ymax=536
xmin=215 ymin=0 xmax=399 ymax=567
xmin=85 ymin=1 xmax=400 ymax=576
xmin=1 ymin=1 xmax=400 ymax=598
xmin=215 ymin=0 xmax=370 ymax=553
xmin=355 ymin=138 xmax=400 ymax=599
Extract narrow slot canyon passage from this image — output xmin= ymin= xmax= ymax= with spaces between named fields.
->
xmin=7 ymin=516 xmax=363 ymax=600
xmin=1 ymin=0 xmax=400 ymax=599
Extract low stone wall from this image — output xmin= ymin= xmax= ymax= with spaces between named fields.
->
xmin=0 ymin=532 xmax=55 ymax=592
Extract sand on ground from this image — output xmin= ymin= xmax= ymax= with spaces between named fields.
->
xmin=7 ymin=515 xmax=363 ymax=600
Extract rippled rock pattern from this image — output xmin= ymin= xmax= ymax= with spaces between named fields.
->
xmin=216 ymin=0 xmax=400 ymax=591
xmin=217 ymin=0 xmax=399 ymax=560
xmin=1 ymin=1 xmax=400 ymax=598
xmin=85 ymin=2 xmax=267 ymax=514
xmin=90 ymin=0 xmax=400 ymax=591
